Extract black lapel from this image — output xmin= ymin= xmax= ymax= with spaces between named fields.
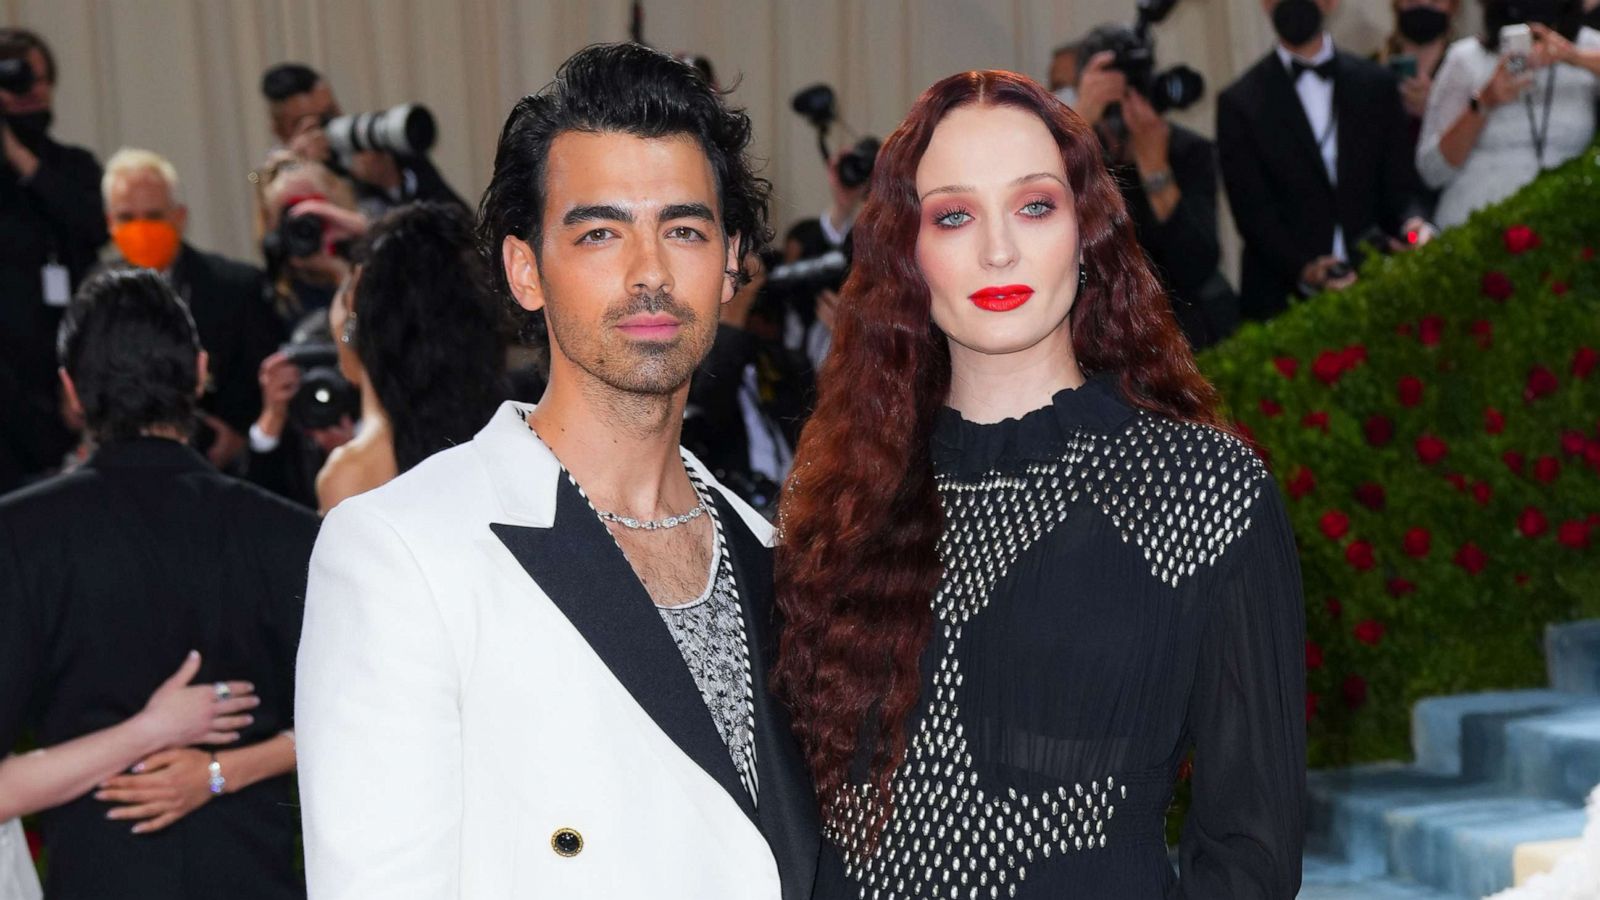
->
xmin=1261 ymin=58 xmax=1332 ymax=195
xmin=713 ymin=492 xmax=821 ymax=900
xmin=490 ymin=476 xmax=755 ymax=822
xmin=1332 ymin=54 xmax=1360 ymax=225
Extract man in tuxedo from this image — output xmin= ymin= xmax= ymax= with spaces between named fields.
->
xmin=1217 ymin=0 xmax=1433 ymax=320
xmin=295 ymin=43 xmax=820 ymax=900
xmin=100 ymin=148 xmax=286 ymax=470
xmin=0 ymin=269 xmax=317 ymax=899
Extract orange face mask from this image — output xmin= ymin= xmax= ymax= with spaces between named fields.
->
xmin=112 ymin=219 xmax=182 ymax=271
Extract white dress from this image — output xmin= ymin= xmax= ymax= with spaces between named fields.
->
xmin=1488 ymin=782 xmax=1600 ymax=900
xmin=1416 ymin=29 xmax=1600 ymax=228
xmin=0 ymin=819 xmax=41 ymax=900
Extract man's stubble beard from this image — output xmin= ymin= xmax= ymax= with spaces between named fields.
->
xmin=545 ymin=286 xmax=717 ymax=423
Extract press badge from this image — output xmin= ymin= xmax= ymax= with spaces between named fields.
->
xmin=42 ymin=262 xmax=70 ymax=307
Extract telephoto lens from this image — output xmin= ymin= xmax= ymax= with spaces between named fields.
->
xmin=325 ymin=104 xmax=437 ymax=158
xmin=0 ymin=56 xmax=34 ymax=95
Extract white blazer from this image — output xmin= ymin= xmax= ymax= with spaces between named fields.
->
xmin=295 ymin=402 xmax=820 ymax=900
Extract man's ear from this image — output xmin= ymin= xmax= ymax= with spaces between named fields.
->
xmin=195 ymin=350 xmax=210 ymax=399
xmin=172 ymin=203 xmax=189 ymax=235
xmin=721 ymin=236 xmax=742 ymax=306
xmin=502 ymin=235 xmax=547 ymax=313
xmin=58 ymin=368 xmax=82 ymax=419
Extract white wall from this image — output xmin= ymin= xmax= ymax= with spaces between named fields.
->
xmin=5 ymin=0 xmax=1410 ymax=276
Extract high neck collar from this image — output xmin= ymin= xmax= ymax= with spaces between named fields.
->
xmin=85 ymin=435 xmax=210 ymax=472
xmin=931 ymin=372 xmax=1136 ymax=478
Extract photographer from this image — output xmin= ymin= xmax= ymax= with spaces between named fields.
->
xmin=259 ymin=62 xmax=466 ymax=221
xmin=0 ymin=28 xmax=107 ymax=493
xmin=100 ymin=148 xmax=283 ymax=470
xmin=1073 ymin=25 xmax=1238 ymax=348
xmin=243 ymin=312 xmax=358 ymax=510
xmin=1417 ymin=0 xmax=1599 ymax=227
xmin=254 ymin=153 xmax=367 ymax=318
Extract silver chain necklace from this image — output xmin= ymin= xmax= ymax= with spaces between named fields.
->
xmin=594 ymin=503 xmax=707 ymax=531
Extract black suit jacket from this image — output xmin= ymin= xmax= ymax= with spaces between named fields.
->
xmin=169 ymin=245 xmax=286 ymax=436
xmin=1217 ymin=49 xmax=1424 ymax=319
xmin=0 ymin=438 xmax=319 ymax=900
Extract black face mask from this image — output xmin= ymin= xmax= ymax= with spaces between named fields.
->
xmin=4 ymin=109 xmax=52 ymax=148
xmin=1397 ymin=7 xmax=1451 ymax=43
xmin=1274 ymin=0 xmax=1326 ymax=46
xmin=1503 ymin=0 xmax=1563 ymax=26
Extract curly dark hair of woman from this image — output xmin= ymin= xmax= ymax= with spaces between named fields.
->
xmin=352 ymin=201 xmax=506 ymax=473
xmin=55 ymin=268 xmax=202 ymax=444
xmin=475 ymin=41 xmax=772 ymax=346
xmin=773 ymin=70 xmax=1224 ymax=838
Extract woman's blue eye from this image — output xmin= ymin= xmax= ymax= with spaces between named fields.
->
xmin=1021 ymin=201 xmax=1054 ymax=217
xmin=935 ymin=210 xmax=972 ymax=228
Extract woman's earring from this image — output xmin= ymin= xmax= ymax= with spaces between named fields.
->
xmin=1079 ymin=265 xmax=1089 ymax=288
xmin=340 ymin=313 xmax=357 ymax=345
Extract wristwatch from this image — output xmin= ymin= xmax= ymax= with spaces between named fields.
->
xmin=1141 ymin=169 xmax=1175 ymax=194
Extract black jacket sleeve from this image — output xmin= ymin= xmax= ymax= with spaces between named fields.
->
xmin=1372 ymin=70 xmax=1427 ymax=232
xmin=23 ymin=145 xmax=108 ymax=252
xmin=1146 ymin=129 xmax=1223 ymax=298
xmin=1217 ymin=88 xmax=1317 ymax=285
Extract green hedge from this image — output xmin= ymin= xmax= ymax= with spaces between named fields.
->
xmin=1198 ymin=142 xmax=1600 ymax=767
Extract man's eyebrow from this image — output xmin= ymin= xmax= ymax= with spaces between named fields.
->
xmin=918 ymin=172 xmax=1067 ymax=201
xmin=659 ymin=202 xmax=716 ymax=223
xmin=561 ymin=204 xmax=632 ymax=227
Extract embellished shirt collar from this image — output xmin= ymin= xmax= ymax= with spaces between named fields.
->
xmin=931 ymin=373 xmax=1136 ymax=478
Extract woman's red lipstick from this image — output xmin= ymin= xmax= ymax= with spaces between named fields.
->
xmin=969 ymin=284 xmax=1034 ymax=312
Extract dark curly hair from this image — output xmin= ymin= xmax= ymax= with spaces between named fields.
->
xmin=57 ymin=269 xmax=202 ymax=443
xmin=351 ymin=202 xmax=506 ymax=472
xmin=476 ymin=42 xmax=772 ymax=346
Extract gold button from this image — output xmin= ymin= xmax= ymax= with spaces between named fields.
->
xmin=551 ymin=827 xmax=583 ymax=857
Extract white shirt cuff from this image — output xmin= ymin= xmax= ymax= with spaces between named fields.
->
xmin=249 ymin=422 xmax=283 ymax=454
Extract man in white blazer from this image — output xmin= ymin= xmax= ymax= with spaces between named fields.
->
xmin=295 ymin=44 xmax=821 ymax=900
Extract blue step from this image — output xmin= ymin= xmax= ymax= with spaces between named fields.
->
xmin=1308 ymin=765 xmax=1587 ymax=897
xmin=1547 ymin=619 xmax=1600 ymax=694
xmin=1500 ymin=705 xmax=1600 ymax=805
xmin=1299 ymin=852 xmax=1461 ymax=899
xmin=1411 ymin=690 xmax=1596 ymax=777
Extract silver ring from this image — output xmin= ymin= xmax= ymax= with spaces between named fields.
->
xmin=213 ymin=682 xmax=232 ymax=702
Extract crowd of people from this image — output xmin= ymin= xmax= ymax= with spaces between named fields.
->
xmin=0 ymin=0 xmax=1597 ymax=897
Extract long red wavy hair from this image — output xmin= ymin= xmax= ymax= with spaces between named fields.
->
xmin=773 ymin=70 xmax=1223 ymax=831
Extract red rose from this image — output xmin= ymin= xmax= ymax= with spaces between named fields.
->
xmin=1302 ymin=410 xmax=1330 ymax=431
xmin=1516 ymin=573 xmax=1531 ymax=586
xmin=1470 ymin=320 xmax=1494 ymax=350
xmin=1365 ymin=414 xmax=1395 ymax=447
xmin=1471 ymin=481 xmax=1493 ymax=505
xmin=1454 ymin=541 xmax=1488 ymax=575
xmin=1503 ymin=451 xmax=1526 ymax=475
xmin=1585 ymin=441 xmax=1600 ymax=472
xmin=1504 ymin=224 xmax=1542 ymax=254
xmin=1518 ymin=506 xmax=1549 ymax=537
xmin=1397 ymin=375 xmax=1425 ymax=407
xmin=1525 ymin=365 xmax=1559 ymax=402
xmin=1552 ymin=281 xmax=1570 ymax=296
xmin=1259 ymin=397 xmax=1284 ymax=418
xmin=1485 ymin=407 xmax=1506 ymax=434
xmin=1312 ymin=350 xmax=1346 ymax=385
xmin=1387 ymin=577 xmax=1417 ymax=597
xmin=1395 ymin=322 xmax=1416 ymax=337
xmin=1307 ymin=692 xmax=1319 ymax=719
xmin=1482 ymin=271 xmax=1515 ymax=301
xmin=1354 ymin=482 xmax=1387 ymax=510
xmin=1319 ymin=510 xmax=1351 ymax=540
xmin=1287 ymin=466 xmax=1317 ymax=500
xmin=1558 ymin=519 xmax=1592 ymax=549
xmin=1416 ymin=434 xmax=1449 ymax=465
xmin=1306 ymin=641 xmax=1324 ymax=670
xmin=1345 ymin=540 xmax=1376 ymax=571
xmin=1403 ymin=527 xmax=1432 ymax=557
xmin=1354 ymin=619 xmax=1386 ymax=646
xmin=1534 ymin=455 xmax=1561 ymax=483
xmin=1274 ymin=356 xmax=1299 ymax=379
xmin=1575 ymin=347 xmax=1599 ymax=379
xmin=1343 ymin=675 xmax=1368 ymax=709
xmin=1326 ymin=597 xmax=1344 ymax=618
xmin=1563 ymin=431 xmax=1588 ymax=456
xmin=1341 ymin=344 xmax=1369 ymax=368
xmin=1445 ymin=472 xmax=1469 ymax=491
xmin=1417 ymin=315 xmax=1445 ymax=346
xmin=1585 ymin=247 xmax=1597 ymax=261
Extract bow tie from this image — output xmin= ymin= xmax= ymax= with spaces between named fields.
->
xmin=1291 ymin=58 xmax=1336 ymax=81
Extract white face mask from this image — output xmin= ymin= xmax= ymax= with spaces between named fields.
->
xmin=1053 ymin=86 xmax=1079 ymax=108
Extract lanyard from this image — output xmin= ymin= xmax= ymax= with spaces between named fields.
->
xmin=1524 ymin=67 xmax=1557 ymax=169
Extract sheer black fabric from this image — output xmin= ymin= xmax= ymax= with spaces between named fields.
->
xmin=818 ymin=376 xmax=1306 ymax=899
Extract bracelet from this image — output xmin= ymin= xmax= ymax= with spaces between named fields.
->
xmin=207 ymin=753 xmax=226 ymax=795
xmin=1141 ymin=169 xmax=1175 ymax=194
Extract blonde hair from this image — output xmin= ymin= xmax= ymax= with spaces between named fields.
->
xmin=101 ymin=147 xmax=181 ymax=204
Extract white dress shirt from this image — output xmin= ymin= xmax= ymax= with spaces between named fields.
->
xmin=1276 ymin=34 xmax=1347 ymax=261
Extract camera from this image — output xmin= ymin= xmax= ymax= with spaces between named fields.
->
xmin=790 ymin=84 xmax=881 ymax=188
xmin=325 ymin=103 xmax=437 ymax=158
xmin=280 ymin=336 xmax=358 ymax=431
xmin=766 ymin=250 xmax=850 ymax=298
xmin=0 ymin=56 xmax=33 ymax=95
xmin=263 ymin=212 xmax=326 ymax=264
xmin=1079 ymin=23 xmax=1205 ymax=114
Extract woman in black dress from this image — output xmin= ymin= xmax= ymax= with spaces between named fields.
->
xmin=775 ymin=70 xmax=1306 ymax=899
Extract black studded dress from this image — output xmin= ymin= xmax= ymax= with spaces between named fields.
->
xmin=818 ymin=375 xmax=1307 ymax=900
